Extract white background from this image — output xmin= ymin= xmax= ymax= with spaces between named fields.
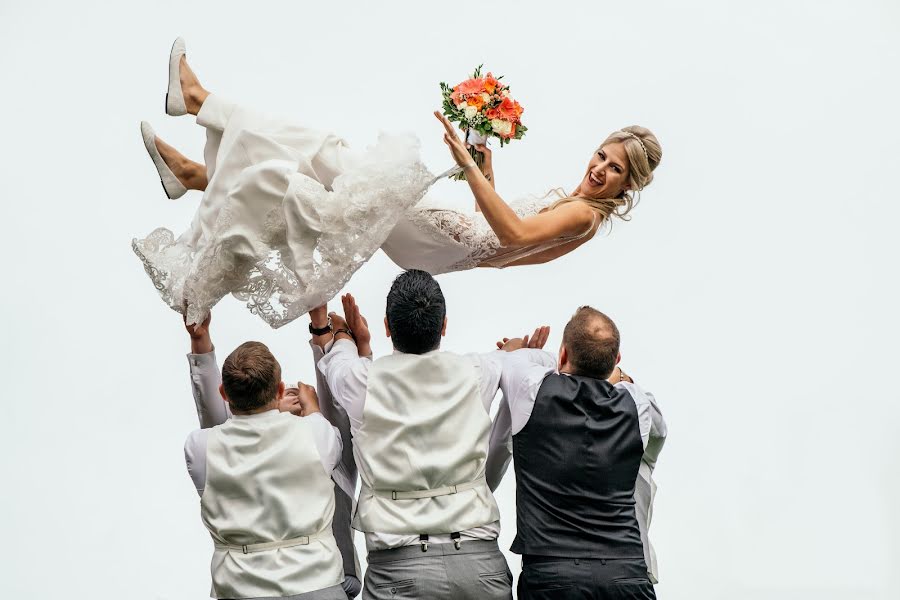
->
xmin=1 ymin=1 xmax=898 ymax=598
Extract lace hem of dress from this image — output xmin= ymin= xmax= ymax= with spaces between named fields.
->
xmin=134 ymin=134 xmax=439 ymax=328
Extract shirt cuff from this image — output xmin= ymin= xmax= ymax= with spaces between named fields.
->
xmin=187 ymin=350 xmax=217 ymax=370
xmin=309 ymin=338 xmax=335 ymax=356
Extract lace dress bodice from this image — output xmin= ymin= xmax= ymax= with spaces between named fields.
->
xmin=381 ymin=195 xmax=591 ymax=274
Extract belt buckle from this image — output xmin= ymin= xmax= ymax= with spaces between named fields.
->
xmin=241 ymin=545 xmax=249 ymax=554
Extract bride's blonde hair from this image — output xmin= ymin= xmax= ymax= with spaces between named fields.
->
xmin=550 ymin=126 xmax=662 ymax=223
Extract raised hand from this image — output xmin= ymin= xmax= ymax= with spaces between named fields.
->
xmin=497 ymin=326 xmax=550 ymax=351
xmin=184 ymin=309 xmax=213 ymax=354
xmin=608 ymin=367 xmax=634 ymax=385
xmin=342 ymin=293 xmax=372 ymax=356
xmin=280 ymin=382 xmax=320 ymax=416
xmin=435 ymin=111 xmax=475 ymax=168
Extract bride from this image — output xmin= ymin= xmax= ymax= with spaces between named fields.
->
xmin=134 ymin=38 xmax=662 ymax=328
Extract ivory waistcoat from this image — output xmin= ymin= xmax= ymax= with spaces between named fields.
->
xmin=201 ymin=412 xmax=343 ymax=598
xmin=352 ymin=351 xmax=501 ymax=534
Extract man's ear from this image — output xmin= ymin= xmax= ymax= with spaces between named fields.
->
xmin=558 ymin=344 xmax=568 ymax=372
xmin=441 ymin=316 xmax=448 ymax=337
xmin=219 ymin=383 xmax=229 ymax=404
xmin=616 ymin=352 xmax=622 ymax=366
xmin=276 ymin=381 xmax=285 ymax=400
xmin=384 ymin=316 xmax=391 ymax=338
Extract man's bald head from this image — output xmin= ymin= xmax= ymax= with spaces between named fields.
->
xmin=560 ymin=306 xmax=620 ymax=379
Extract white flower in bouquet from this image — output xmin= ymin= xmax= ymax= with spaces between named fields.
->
xmin=491 ymin=119 xmax=513 ymax=137
xmin=463 ymin=104 xmax=479 ymax=120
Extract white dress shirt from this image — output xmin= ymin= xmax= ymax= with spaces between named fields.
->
xmin=317 ymin=339 xmax=547 ymax=551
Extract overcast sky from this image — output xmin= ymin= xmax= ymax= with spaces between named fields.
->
xmin=1 ymin=1 xmax=898 ymax=598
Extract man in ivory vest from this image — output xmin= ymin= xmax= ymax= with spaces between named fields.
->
xmin=318 ymin=270 xmax=547 ymax=600
xmin=181 ymin=312 xmax=361 ymax=599
xmin=485 ymin=306 xmax=666 ymax=600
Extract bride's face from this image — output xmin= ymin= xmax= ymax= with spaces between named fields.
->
xmin=576 ymin=142 xmax=630 ymax=199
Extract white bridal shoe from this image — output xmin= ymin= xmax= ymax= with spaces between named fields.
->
xmin=140 ymin=121 xmax=187 ymax=199
xmin=165 ymin=37 xmax=187 ymax=116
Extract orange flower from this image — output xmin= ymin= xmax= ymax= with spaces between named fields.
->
xmin=484 ymin=72 xmax=501 ymax=94
xmin=455 ymin=77 xmax=486 ymax=96
xmin=466 ymin=94 xmax=485 ymax=110
xmin=488 ymin=96 xmax=524 ymax=122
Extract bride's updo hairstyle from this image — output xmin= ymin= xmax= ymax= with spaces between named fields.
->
xmin=552 ymin=125 xmax=662 ymax=223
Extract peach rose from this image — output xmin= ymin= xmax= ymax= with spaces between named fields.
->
xmin=466 ymin=94 xmax=485 ymax=110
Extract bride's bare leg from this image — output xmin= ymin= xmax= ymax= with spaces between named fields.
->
xmin=180 ymin=55 xmax=210 ymax=116
xmin=154 ymin=135 xmax=208 ymax=190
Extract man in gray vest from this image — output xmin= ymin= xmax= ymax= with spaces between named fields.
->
xmin=319 ymin=270 xmax=544 ymax=600
xmin=181 ymin=310 xmax=362 ymax=598
xmin=486 ymin=306 xmax=665 ymax=599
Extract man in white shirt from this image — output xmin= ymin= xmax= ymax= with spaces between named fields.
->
xmin=484 ymin=306 xmax=666 ymax=599
xmin=181 ymin=311 xmax=362 ymax=598
xmin=317 ymin=270 xmax=546 ymax=600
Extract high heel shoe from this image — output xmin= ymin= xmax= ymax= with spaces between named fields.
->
xmin=165 ymin=37 xmax=187 ymax=116
xmin=140 ymin=121 xmax=187 ymax=199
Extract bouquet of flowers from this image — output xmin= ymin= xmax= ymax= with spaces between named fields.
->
xmin=440 ymin=65 xmax=527 ymax=181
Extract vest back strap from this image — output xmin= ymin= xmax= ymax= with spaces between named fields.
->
xmin=373 ymin=476 xmax=487 ymax=501
xmin=214 ymin=530 xmax=331 ymax=554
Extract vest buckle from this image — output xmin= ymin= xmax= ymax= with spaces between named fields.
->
xmin=241 ymin=545 xmax=249 ymax=554
xmin=419 ymin=534 xmax=429 ymax=552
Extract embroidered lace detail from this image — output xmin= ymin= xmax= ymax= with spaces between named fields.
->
xmin=134 ymin=134 xmax=440 ymax=328
xmin=404 ymin=196 xmax=555 ymax=274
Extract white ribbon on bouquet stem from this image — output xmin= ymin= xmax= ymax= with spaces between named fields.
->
xmin=466 ymin=129 xmax=489 ymax=147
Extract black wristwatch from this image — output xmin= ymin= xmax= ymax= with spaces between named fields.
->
xmin=309 ymin=316 xmax=332 ymax=336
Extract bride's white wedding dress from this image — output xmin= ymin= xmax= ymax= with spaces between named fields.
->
xmin=133 ymin=95 xmax=589 ymax=328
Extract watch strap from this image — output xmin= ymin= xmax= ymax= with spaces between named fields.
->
xmin=308 ymin=317 xmax=332 ymax=336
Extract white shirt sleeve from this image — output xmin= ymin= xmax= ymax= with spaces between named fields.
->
xmin=304 ymin=412 xmax=344 ymax=475
xmin=485 ymin=396 xmax=513 ymax=491
xmin=317 ymin=338 xmax=372 ymax=430
xmin=615 ymin=381 xmax=662 ymax=452
xmin=184 ymin=428 xmax=209 ymax=496
xmin=468 ymin=351 xmax=506 ymax=412
xmin=499 ymin=352 xmax=556 ymax=436
xmin=309 ymin=340 xmax=357 ymax=500
xmin=511 ymin=348 xmax=558 ymax=369
xmin=187 ymin=350 xmax=231 ymax=428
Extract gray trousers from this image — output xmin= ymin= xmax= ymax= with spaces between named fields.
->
xmin=363 ymin=540 xmax=512 ymax=600
xmin=235 ymin=583 xmax=348 ymax=600
xmin=518 ymin=557 xmax=656 ymax=600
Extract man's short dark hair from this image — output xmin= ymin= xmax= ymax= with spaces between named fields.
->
xmin=386 ymin=269 xmax=446 ymax=354
xmin=561 ymin=306 xmax=620 ymax=378
xmin=221 ymin=341 xmax=282 ymax=411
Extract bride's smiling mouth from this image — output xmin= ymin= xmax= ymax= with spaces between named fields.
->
xmin=588 ymin=172 xmax=604 ymax=187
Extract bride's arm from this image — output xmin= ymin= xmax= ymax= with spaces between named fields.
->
xmin=437 ymin=112 xmax=593 ymax=247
